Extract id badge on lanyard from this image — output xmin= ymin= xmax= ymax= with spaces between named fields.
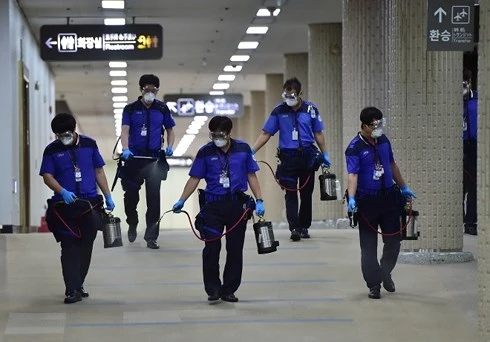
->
xmin=141 ymin=124 xmax=147 ymax=136
xmin=373 ymin=163 xmax=384 ymax=180
xmin=219 ymin=172 xmax=230 ymax=188
xmin=292 ymin=129 xmax=299 ymax=141
xmin=74 ymin=166 xmax=82 ymax=182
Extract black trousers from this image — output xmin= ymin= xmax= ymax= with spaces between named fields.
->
xmin=199 ymin=199 xmax=248 ymax=296
xmin=46 ymin=199 xmax=101 ymax=292
xmin=121 ymin=158 xmax=167 ymax=240
xmin=463 ymin=140 xmax=477 ymax=227
xmin=356 ymin=190 xmax=402 ymax=288
xmin=276 ymin=153 xmax=315 ymax=231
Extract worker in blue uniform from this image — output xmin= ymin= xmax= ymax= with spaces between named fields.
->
xmin=463 ymin=68 xmax=478 ymax=235
xmin=172 ymin=116 xmax=265 ymax=303
xmin=40 ymin=113 xmax=115 ymax=304
xmin=345 ymin=107 xmax=416 ymax=299
xmin=252 ymin=77 xmax=331 ymax=241
xmin=120 ymin=74 xmax=176 ymax=249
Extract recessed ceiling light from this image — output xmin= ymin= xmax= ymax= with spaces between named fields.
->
xmin=230 ymin=55 xmax=250 ymax=62
xmin=238 ymin=41 xmax=259 ymax=49
xmin=256 ymin=8 xmax=280 ymax=16
xmin=112 ymin=95 xmax=128 ymax=102
xmin=223 ymin=65 xmax=242 ymax=72
xmin=246 ymin=26 xmax=269 ymax=34
xmin=113 ymin=102 xmax=127 ymax=108
xmin=104 ymin=18 xmax=126 ymax=26
xmin=213 ymin=83 xmax=230 ymax=90
xmin=209 ymin=90 xmax=225 ymax=95
xmin=111 ymin=87 xmax=128 ymax=94
xmin=113 ymin=108 xmax=123 ymax=115
xmin=101 ymin=1 xmax=125 ymax=9
xmin=218 ymin=74 xmax=235 ymax=82
xmin=111 ymin=79 xmax=128 ymax=86
xmin=109 ymin=61 xmax=127 ymax=68
xmin=109 ymin=70 xmax=127 ymax=77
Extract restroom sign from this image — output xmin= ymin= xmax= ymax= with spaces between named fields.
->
xmin=427 ymin=0 xmax=475 ymax=51
xmin=40 ymin=24 xmax=163 ymax=61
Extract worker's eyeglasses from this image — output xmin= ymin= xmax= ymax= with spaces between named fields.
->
xmin=141 ymin=87 xmax=159 ymax=94
xmin=56 ymin=131 xmax=73 ymax=139
xmin=367 ymin=119 xmax=384 ymax=129
xmin=282 ymin=92 xmax=298 ymax=100
xmin=209 ymin=131 xmax=228 ymax=140
xmin=462 ymin=81 xmax=469 ymax=89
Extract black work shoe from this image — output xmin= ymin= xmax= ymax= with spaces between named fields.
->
xmin=207 ymin=293 xmax=220 ymax=302
xmin=128 ymin=225 xmax=137 ymax=243
xmin=79 ymin=286 xmax=89 ymax=298
xmin=382 ymin=277 xmax=396 ymax=293
xmin=300 ymin=228 xmax=310 ymax=239
xmin=146 ymin=239 xmax=160 ymax=249
xmin=368 ymin=286 xmax=381 ymax=299
xmin=221 ymin=293 xmax=239 ymax=302
xmin=464 ymin=225 xmax=477 ymax=236
xmin=290 ymin=230 xmax=301 ymax=241
xmin=64 ymin=290 xmax=82 ymax=304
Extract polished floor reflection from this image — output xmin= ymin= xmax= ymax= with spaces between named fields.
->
xmin=0 ymin=228 xmax=479 ymax=342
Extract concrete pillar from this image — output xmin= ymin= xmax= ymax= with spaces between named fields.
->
xmin=343 ymin=0 xmax=471 ymax=262
xmin=233 ymin=105 xmax=250 ymax=141
xmin=478 ymin=2 xmax=490 ymax=338
xmin=262 ymin=74 xmax=284 ymax=223
xmin=284 ymin=53 xmax=308 ymax=99
xmin=308 ymin=23 xmax=343 ymax=222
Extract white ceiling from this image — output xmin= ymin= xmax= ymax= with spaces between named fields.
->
xmin=19 ymin=0 xmax=342 ymax=159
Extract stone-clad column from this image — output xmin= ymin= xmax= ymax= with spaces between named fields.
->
xmin=308 ymin=23 xmax=343 ymax=222
xmin=284 ymin=53 xmax=308 ymax=99
xmin=477 ymin=1 xmax=490 ymax=338
xmin=262 ymin=74 xmax=285 ymax=223
xmin=343 ymin=0 xmax=471 ymax=262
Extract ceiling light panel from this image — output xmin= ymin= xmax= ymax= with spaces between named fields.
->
xmin=111 ymin=79 xmax=128 ymax=86
xmin=111 ymin=87 xmax=128 ymax=93
xmin=230 ymin=55 xmax=250 ymax=62
xmin=104 ymin=18 xmax=126 ymax=26
xmin=218 ymin=74 xmax=236 ymax=82
xmin=238 ymin=41 xmax=259 ymax=49
xmin=246 ymin=26 xmax=269 ymax=34
xmin=109 ymin=61 xmax=127 ymax=68
xmin=109 ymin=70 xmax=127 ymax=77
xmin=213 ymin=83 xmax=230 ymax=90
xmin=209 ymin=90 xmax=225 ymax=95
xmin=223 ymin=65 xmax=242 ymax=72
xmin=101 ymin=1 xmax=125 ymax=9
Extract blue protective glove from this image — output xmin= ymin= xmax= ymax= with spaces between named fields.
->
xmin=347 ymin=196 xmax=357 ymax=213
xmin=104 ymin=194 xmax=115 ymax=211
xmin=60 ymin=188 xmax=77 ymax=204
xmin=255 ymin=200 xmax=265 ymax=217
xmin=165 ymin=146 xmax=173 ymax=156
xmin=401 ymin=185 xmax=416 ymax=199
xmin=323 ymin=152 xmax=332 ymax=167
xmin=172 ymin=199 xmax=185 ymax=213
xmin=121 ymin=148 xmax=134 ymax=160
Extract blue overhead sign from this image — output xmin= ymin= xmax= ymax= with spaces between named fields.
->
xmin=163 ymin=94 xmax=244 ymax=117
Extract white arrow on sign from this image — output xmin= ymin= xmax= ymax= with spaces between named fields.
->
xmin=45 ymin=37 xmax=57 ymax=49
xmin=434 ymin=7 xmax=447 ymax=23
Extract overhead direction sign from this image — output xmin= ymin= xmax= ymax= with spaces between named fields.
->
xmin=427 ymin=0 xmax=475 ymax=51
xmin=163 ymin=94 xmax=244 ymax=118
xmin=40 ymin=24 xmax=163 ymax=61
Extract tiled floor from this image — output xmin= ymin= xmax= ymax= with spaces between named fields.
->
xmin=0 ymin=228 xmax=480 ymax=342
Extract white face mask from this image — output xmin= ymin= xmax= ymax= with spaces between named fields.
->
xmin=143 ymin=92 xmax=156 ymax=104
xmin=57 ymin=132 xmax=74 ymax=145
xmin=286 ymin=98 xmax=299 ymax=107
xmin=213 ymin=139 xmax=227 ymax=148
xmin=371 ymin=128 xmax=383 ymax=139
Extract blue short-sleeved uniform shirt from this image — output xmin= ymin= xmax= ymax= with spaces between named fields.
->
xmin=262 ymin=100 xmax=324 ymax=149
xmin=39 ymin=135 xmax=105 ymax=201
xmin=189 ymin=139 xmax=259 ymax=195
xmin=345 ymin=134 xmax=395 ymax=191
xmin=122 ymin=98 xmax=176 ymax=153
